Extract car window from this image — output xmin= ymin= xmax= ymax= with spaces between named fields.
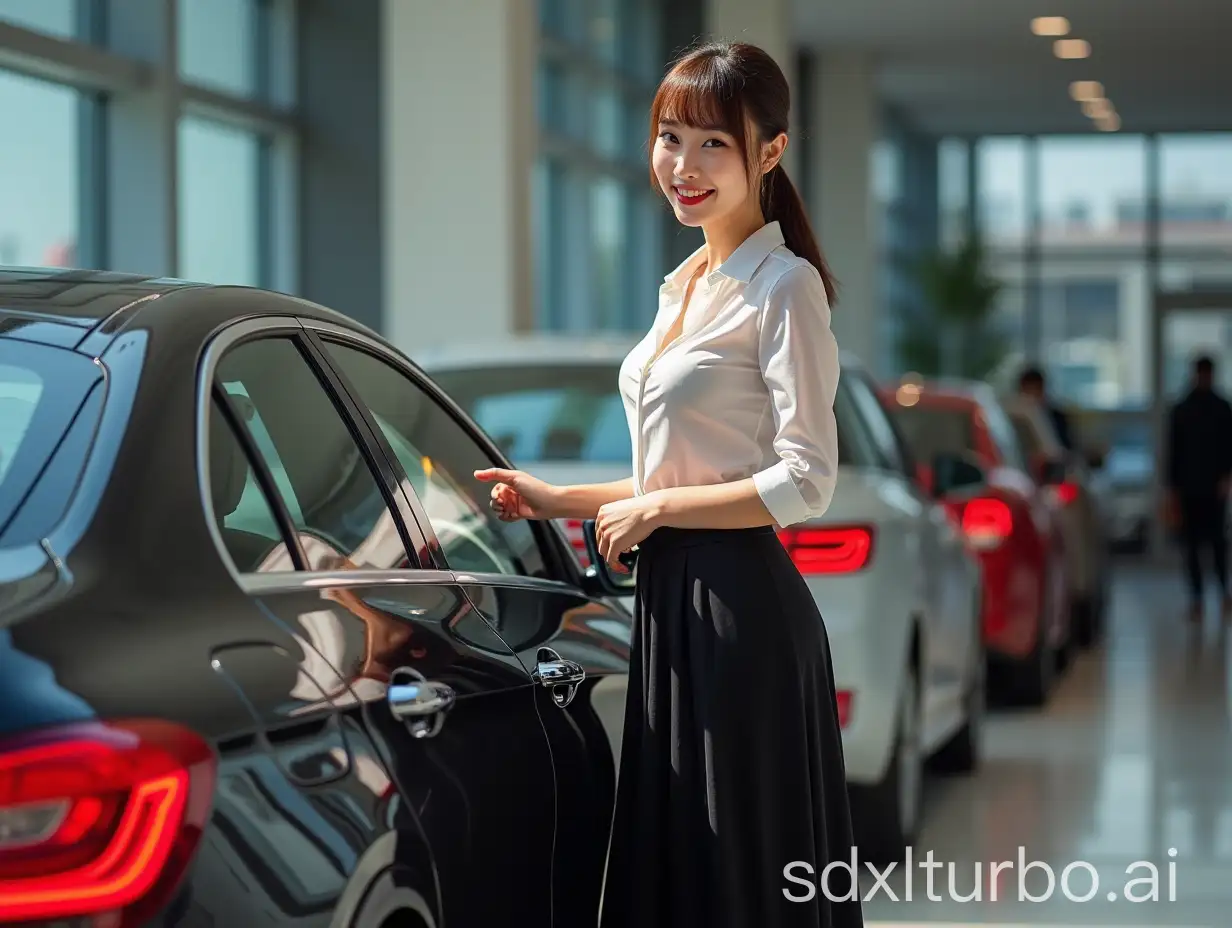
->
xmin=207 ymin=394 xmax=297 ymax=573
xmin=321 ymin=341 xmax=548 ymax=579
xmin=843 ymin=371 xmax=906 ymax=474
xmin=834 ymin=377 xmax=878 ymax=468
xmin=982 ymin=400 xmax=1028 ymax=470
xmin=889 ymin=402 xmax=975 ymax=463
xmin=0 ymin=341 xmax=104 ymax=546
xmin=212 ymin=337 xmax=413 ymax=571
xmin=426 ymin=363 xmax=631 ymax=464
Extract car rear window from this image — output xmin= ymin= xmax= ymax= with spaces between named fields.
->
xmin=428 ymin=364 xmax=632 ymax=464
xmin=888 ymin=402 xmax=975 ymax=462
xmin=0 ymin=340 xmax=103 ymax=546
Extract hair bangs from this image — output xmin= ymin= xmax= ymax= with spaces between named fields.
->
xmin=650 ymin=53 xmax=748 ymax=142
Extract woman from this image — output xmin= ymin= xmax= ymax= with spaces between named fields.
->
xmin=475 ymin=41 xmax=864 ymax=927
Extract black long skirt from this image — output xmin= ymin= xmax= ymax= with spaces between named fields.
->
xmin=599 ymin=525 xmax=864 ymax=928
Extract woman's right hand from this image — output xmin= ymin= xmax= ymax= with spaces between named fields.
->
xmin=474 ymin=467 xmax=561 ymax=522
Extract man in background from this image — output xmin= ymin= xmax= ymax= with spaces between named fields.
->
xmin=1165 ymin=355 xmax=1232 ymax=622
xmin=1018 ymin=365 xmax=1074 ymax=451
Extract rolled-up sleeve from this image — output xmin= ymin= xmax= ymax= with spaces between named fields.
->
xmin=750 ymin=263 xmax=841 ymax=527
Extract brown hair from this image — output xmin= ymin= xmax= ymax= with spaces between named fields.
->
xmin=649 ymin=42 xmax=838 ymax=305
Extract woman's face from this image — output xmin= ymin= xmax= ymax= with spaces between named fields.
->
xmin=652 ymin=119 xmax=754 ymax=229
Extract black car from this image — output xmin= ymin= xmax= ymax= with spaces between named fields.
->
xmin=0 ymin=268 xmax=635 ymax=928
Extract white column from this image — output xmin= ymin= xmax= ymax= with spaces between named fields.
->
xmin=705 ymin=0 xmax=797 ymax=177
xmin=381 ymin=0 xmax=536 ymax=356
xmin=808 ymin=52 xmax=880 ymax=373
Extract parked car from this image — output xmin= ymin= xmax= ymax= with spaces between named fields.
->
xmin=0 ymin=268 xmax=637 ymax=928
xmin=880 ymin=379 xmax=1073 ymax=705
xmin=423 ymin=338 xmax=986 ymax=865
xmin=1001 ymin=394 xmax=1113 ymax=645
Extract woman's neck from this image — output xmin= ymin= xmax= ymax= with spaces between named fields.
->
xmin=701 ymin=205 xmax=767 ymax=276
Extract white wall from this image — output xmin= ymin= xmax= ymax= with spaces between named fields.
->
xmin=381 ymin=0 xmax=536 ymax=357
xmin=808 ymin=52 xmax=880 ymax=372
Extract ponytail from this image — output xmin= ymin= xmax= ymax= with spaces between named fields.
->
xmin=761 ymin=165 xmax=839 ymax=306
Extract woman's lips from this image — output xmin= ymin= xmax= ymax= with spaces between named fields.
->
xmin=674 ymin=186 xmax=714 ymax=206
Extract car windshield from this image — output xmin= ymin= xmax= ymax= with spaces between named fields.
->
xmin=428 ymin=364 xmax=631 ymax=464
xmin=888 ymin=402 xmax=975 ymax=461
xmin=0 ymin=340 xmax=103 ymax=545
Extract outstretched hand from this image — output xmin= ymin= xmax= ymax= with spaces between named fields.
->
xmin=474 ymin=467 xmax=560 ymax=522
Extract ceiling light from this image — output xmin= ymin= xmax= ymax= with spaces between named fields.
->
xmin=1031 ymin=16 xmax=1071 ymax=36
xmin=1054 ymin=38 xmax=1091 ymax=59
xmin=1070 ymin=80 xmax=1104 ymax=101
xmin=1096 ymin=113 xmax=1121 ymax=132
xmin=1082 ymin=98 xmax=1114 ymax=119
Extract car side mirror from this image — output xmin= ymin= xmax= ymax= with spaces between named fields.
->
xmin=580 ymin=519 xmax=637 ymax=597
xmin=931 ymin=452 xmax=985 ymax=497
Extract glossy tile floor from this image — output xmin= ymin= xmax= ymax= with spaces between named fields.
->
xmin=863 ymin=556 xmax=1232 ymax=927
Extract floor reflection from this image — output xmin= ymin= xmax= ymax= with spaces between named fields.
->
xmin=862 ymin=558 xmax=1232 ymax=926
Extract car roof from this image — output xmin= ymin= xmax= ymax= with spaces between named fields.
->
xmin=0 ymin=265 xmax=366 ymax=355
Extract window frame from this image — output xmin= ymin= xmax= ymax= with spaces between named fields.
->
xmin=298 ymin=319 xmax=583 ymax=587
xmin=197 ymin=317 xmax=431 ymax=581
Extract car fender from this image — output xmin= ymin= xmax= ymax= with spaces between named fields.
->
xmin=327 ymin=830 xmax=438 ymax=928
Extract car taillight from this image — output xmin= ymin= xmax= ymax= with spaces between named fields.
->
xmin=562 ymin=518 xmax=590 ymax=567
xmin=0 ymin=719 xmax=216 ymax=925
xmin=777 ymin=526 xmax=874 ymax=574
xmin=835 ymin=690 xmax=853 ymax=728
xmin=959 ymin=497 xmax=1013 ymax=550
xmin=1052 ymin=481 xmax=1079 ymax=506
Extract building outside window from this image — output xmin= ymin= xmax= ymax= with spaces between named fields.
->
xmin=0 ymin=0 xmax=297 ymax=290
xmin=535 ymin=0 xmax=665 ymax=333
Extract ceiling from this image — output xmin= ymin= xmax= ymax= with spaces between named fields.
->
xmin=793 ymin=0 xmax=1232 ymax=136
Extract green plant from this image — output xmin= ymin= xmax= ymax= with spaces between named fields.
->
xmin=896 ymin=235 xmax=1010 ymax=379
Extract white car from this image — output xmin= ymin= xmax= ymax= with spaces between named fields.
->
xmin=420 ymin=336 xmax=986 ymax=863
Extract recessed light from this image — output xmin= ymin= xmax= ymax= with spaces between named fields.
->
xmin=1096 ymin=113 xmax=1121 ymax=132
xmin=1054 ymin=38 xmax=1091 ymax=59
xmin=1070 ymin=80 xmax=1104 ymax=101
xmin=1031 ymin=16 xmax=1071 ymax=36
xmin=1082 ymin=98 xmax=1114 ymax=119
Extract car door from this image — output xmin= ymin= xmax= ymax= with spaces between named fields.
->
xmin=199 ymin=321 xmax=561 ymax=927
xmin=196 ymin=382 xmax=439 ymax=928
xmin=302 ymin=321 xmax=630 ymax=927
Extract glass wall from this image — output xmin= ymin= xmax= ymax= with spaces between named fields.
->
xmin=535 ymin=0 xmax=665 ymax=332
xmin=0 ymin=0 xmax=297 ymax=289
xmin=952 ymin=132 xmax=1232 ymax=412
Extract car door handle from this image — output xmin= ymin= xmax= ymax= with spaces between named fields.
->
xmin=534 ymin=647 xmax=585 ymax=708
xmin=388 ymin=667 xmax=455 ymax=739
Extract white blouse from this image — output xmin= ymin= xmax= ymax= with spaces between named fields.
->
xmin=618 ymin=221 xmax=841 ymax=528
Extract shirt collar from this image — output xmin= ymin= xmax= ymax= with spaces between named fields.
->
xmin=662 ymin=221 xmax=786 ymax=290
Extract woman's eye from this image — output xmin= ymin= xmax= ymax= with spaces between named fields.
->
xmin=703 ymin=139 xmax=726 ymax=148
xmin=659 ymin=132 xmax=678 ymax=144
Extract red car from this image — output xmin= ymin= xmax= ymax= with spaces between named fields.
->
xmin=879 ymin=380 xmax=1072 ymax=706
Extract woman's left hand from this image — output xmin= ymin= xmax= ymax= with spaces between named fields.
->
xmin=595 ymin=494 xmax=663 ymax=572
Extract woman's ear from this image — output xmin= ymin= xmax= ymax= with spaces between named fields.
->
xmin=761 ymin=132 xmax=788 ymax=174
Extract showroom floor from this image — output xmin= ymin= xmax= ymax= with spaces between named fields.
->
xmin=863 ymin=557 xmax=1232 ymax=927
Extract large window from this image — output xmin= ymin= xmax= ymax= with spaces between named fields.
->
xmin=0 ymin=0 xmax=76 ymax=39
xmin=976 ymin=137 xmax=1029 ymax=250
xmin=535 ymin=0 xmax=665 ymax=333
xmin=179 ymin=117 xmax=261 ymax=286
xmin=0 ymin=71 xmax=80 ymax=267
xmin=0 ymin=0 xmax=295 ymax=289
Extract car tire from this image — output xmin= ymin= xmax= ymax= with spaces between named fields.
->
xmin=851 ymin=661 xmax=922 ymax=867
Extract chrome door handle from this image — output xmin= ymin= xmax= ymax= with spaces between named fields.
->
xmin=388 ymin=667 xmax=455 ymax=739
xmin=533 ymin=647 xmax=585 ymax=708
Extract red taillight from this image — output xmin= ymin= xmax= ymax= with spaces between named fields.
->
xmin=777 ymin=526 xmax=874 ymax=574
xmin=1053 ymin=481 xmax=1079 ymax=506
xmin=562 ymin=518 xmax=590 ymax=567
xmin=835 ymin=690 xmax=853 ymax=728
xmin=960 ymin=497 xmax=1013 ymax=550
xmin=0 ymin=719 xmax=216 ymax=925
